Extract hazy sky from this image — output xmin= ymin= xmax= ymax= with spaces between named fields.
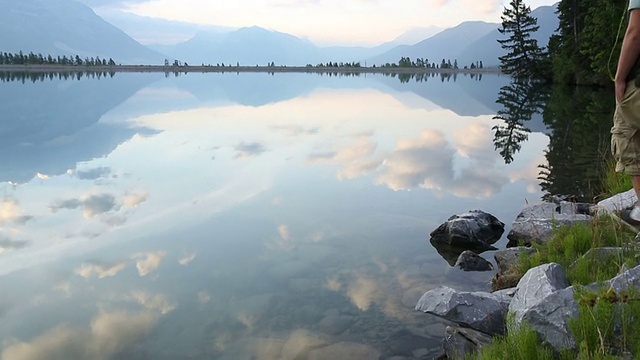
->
xmin=84 ymin=0 xmax=559 ymax=46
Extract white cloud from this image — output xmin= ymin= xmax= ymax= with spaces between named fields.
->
xmin=0 ymin=198 xmax=32 ymax=225
xmin=131 ymin=292 xmax=177 ymax=315
xmin=132 ymin=251 xmax=166 ymax=276
xmin=123 ymin=193 xmax=149 ymax=208
xmin=75 ymin=261 xmax=127 ymax=279
xmin=346 ymin=274 xmax=380 ymax=311
xmin=178 ymin=252 xmax=196 ymax=265
xmin=376 ymin=130 xmax=455 ymax=191
xmin=2 ymin=311 xmax=157 ymax=360
xmin=308 ymin=137 xmax=381 ymax=180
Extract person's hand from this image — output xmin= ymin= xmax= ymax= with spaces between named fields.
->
xmin=616 ymin=79 xmax=628 ymax=102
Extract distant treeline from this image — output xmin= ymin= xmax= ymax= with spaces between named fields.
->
xmin=0 ymin=70 xmax=116 ymax=83
xmin=0 ymin=51 xmax=117 ymax=66
xmin=379 ymin=57 xmax=484 ymax=70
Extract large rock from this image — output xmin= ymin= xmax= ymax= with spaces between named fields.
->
xmin=491 ymin=247 xmax=538 ymax=291
xmin=519 ymin=286 xmax=579 ymax=351
xmin=595 ymin=188 xmax=636 ymax=214
xmin=601 ymin=264 xmax=640 ymax=293
xmin=430 ymin=210 xmax=505 ymax=250
xmin=415 ymin=286 xmax=506 ymax=335
xmin=509 ymin=263 xmax=577 ymax=352
xmin=509 ymin=263 xmax=570 ymax=324
xmin=494 ymin=247 xmax=537 ymax=274
xmin=443 ymin=326 xmax=493 ymax=359
xmin=507 ymin=201 xmax=592 ymax=247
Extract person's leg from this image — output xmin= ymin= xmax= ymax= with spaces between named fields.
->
xmin=613 ymin=81 xmax=640 ymax=224
xmin=629 ymin=175 xmax=640 ymax=221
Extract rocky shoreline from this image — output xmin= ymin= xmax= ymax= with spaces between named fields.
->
xmin=418 ymin=190 xmax=640 ymax=359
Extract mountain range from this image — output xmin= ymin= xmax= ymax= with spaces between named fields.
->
xmin=0 ymin=0 xmax=559 ymax=67
xmin=0 ymin=0 xmax=163 ymax=64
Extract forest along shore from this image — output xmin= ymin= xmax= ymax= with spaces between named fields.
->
xmin=0 ymin=64 xmax=503 ymax=75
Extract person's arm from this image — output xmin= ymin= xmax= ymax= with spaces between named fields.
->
xmin=616 ymin=9 xmax=640 ymax=101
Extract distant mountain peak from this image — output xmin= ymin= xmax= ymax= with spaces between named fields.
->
xmin=0 ymin=0 xmax=163 ymax=64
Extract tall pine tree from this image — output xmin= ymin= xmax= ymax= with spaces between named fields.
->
xmin=498 ymin=0 xmax=547 ymax=79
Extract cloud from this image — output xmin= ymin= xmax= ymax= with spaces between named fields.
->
xmin=123 ymin=193 xmax=149 ymax=208
xmin=75 ymin=261 xmax=127 ymax=279
xmin=324 ymin=276 xmax=341 ymax=292
xmin=234 ymin=142 xmax=269 ymax=159
xmin=471 ymin=0 xmax=503 ymax=15
xmin=451 ymin=167 xmax=509 ymax=198
xmin=0 ymin=238 xmax=29 ymax=254
xmin=132 ymin=251 xmax=166 ymax=277
xmin=0 ymin=198 xmax=33 ymax=225
xmin=1 ymin=311 xmax=157 ymax=360
xmin=178 ymin=252 xmax=196 ymax=265
xmin=50 ymin=194 xmax=119 ymax=219
xmin=308 ymin=137 xmax=380 ymax=180
xmin=375 ymin=130 xmax=455 ymax=191
xmin=74 ymin=167 xmax=112 ymax=181
xmin=198 ymin=291 xmax=211 ymax=304
xmin=270 ymin=124 xmax=319 ymax=136
xmin=346 ymin=274 xmax=380 ymax=311
xmin=131 ymin=292 xmax=176 ymax=315
xmin=278 ymin=225 xmax=291 ymax=241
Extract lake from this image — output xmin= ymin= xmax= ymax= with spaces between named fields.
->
xmin=0 ymin=71 xmax=612 ymax=359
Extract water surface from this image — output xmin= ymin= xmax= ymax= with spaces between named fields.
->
xmin=0 ymin=72 xmax=551 ymax=359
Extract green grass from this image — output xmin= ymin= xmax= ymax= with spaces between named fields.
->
xmin=472 ymin=216 xmax=640 ymax=360
xmin=470 ymin=157 xmax=640 ymax=360
xmin=570 ymin=286 xmax=640 ymax=358
xmin=599 ymin=158 xmax=632 ymax=202
xmin=517 ymin=217 xmax=638 ymax=285
xmin=465 ymin=315 xmax=556 ymax=360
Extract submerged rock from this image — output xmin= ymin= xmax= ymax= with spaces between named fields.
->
xmin=454 ymin=250 xmax=494 ymax=272
xmin=307 ymin=342 xmax=381 ymax=360
xmin=443 ymin=325 xmax=493 ymax=359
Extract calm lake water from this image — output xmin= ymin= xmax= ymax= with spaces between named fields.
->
xmin=0 ymin=71 xmax=604 ymax=359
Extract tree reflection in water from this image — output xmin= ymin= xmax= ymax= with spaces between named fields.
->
xmin=492 ymin=79 xmax=615 ymax=202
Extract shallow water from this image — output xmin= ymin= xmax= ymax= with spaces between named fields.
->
xmin=0 ymin=72 xmax=548 ymax=359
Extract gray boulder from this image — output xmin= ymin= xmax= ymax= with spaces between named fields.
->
xmin=492 ymin=287 xmax=516 ymax=311
xmin=509 ymin=263 xmax=570 ymax=324
xmin=519 ymin=286 xmax=579 ymax=351
xmin=601 ymin=264 xmax=640 ymax=293
xmin=454 ymin=250 xmax=494 ymax=272
xmin=430 ymin=210 xmax=505 ymax=250
xmin=571 ymin=247 xmax=625 ymax=269
xmin=494 ymin=247 xmax=537 ymax=274
xmin=415 ymin=286 xmax=506 ymax=335
xmin=595 ymin=189 xmax=636 ymax=215
xmin=443 ymin=325 xmax=493 ymax=359
xmin=507 ymin=201 xmax=592 ymax=247
xmin=508 ymin=263 xmax=578 ymax=351
xmin=491 ymin=247 xmax=538 ymax=291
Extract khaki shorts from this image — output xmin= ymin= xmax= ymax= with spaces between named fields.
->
xmin=612 ymin=80 xmax=640 ymax=175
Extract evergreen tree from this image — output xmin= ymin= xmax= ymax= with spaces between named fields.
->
xmin=552 ymin=0 xmax=626 ymax=85
xmin=497 ymin=0 xmax=547 ymax=79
